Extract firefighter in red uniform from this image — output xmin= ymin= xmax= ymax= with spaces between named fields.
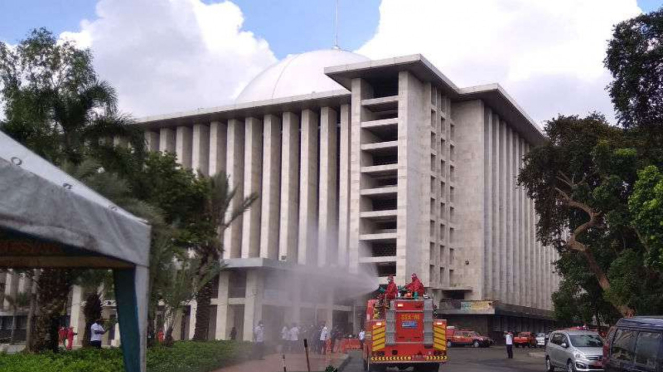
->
xmin=405 ymin=273 xmax=425 ymax=297
xmin=385 ymin=275 xmax=398 ymax=303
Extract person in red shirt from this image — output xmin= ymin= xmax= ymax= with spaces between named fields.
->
xmin=66 ymin=327 xmax=76 ymax=350
xmin=405 ymin=273 xmax=425 ymax=297
xmin=385 ymin=275 xmax=398 ymax=303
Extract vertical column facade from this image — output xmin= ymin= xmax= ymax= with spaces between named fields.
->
xmin=223 ymin=119 xmax=245 ymax=259
xmin=337 ymin=104 xmax=351 ymax=267
xmin=279 ymin=112 xmax=300 ymax=262
xmin=176 ymin=126 xmax=193 ymax=169
xmin=192 ymin=124 xmax=210 ymax=175
xmin=318 ymin=107 xmax=339 ymax=267
xmin=241 ymin=117 xmax=263 ymax=258
xmin=209 ymin=121 xmax=227 ymax=176
xmin=260 ymin=114 xmax=282 ymax=259
xmin=243 ymin=270 xmax=264 ymax=341
xmin=298 ymin=109 xmax=319 ymax=265
xmin=159 ymin=127 xmax=175 ymax=153
xmin=145 ymin=131 xmax=159 ymax=152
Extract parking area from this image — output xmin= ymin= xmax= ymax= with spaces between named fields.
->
xmin=344 ymin=346 xmax=545 ymax=372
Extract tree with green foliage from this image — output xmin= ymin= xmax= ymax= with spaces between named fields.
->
xmin=517 ymin=114 xmax=663 ymax=317
xmin=191 ymin=173 xmax=257 ymax=341
xmin=605 ymin=8 xmax=663 ymax=131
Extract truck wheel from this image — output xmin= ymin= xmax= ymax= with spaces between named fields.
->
xmin=473 ymin=340 xmax=480 ymax=348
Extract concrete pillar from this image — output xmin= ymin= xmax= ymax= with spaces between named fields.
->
xmin=338 ymin=104 xmax=351 ymax=267
xmin=243 ymin=270 xmax=264 ymax=341
xmin=192 ymin=124 xmax=210 ymax=176
xmin=215 ymin=271 xmax=230 ymax=339
xmin=69 ymin=285 xmax=83 ymax=345
xmin=209 ymin=121 xmax=227 ymax=176
xmin=450 ymin=100 xmax=485 ymax=298
xmin=279 ymin=112 xmax=300 ymax=262
xmin=176 ymin=126 xmax=193 ymax=169
xmin=484 ymin=108 xmax=494 ymax=299
xmin=241 ymin=117 xmax=263 ymax=258
xmin=159 ymin=128 xmax=176 ymax=153
xmin=499 ymin=119 xmax=507 ymax=301
xmin=298 ymin=109 xmax=320 ymax=265
xmin=188 ymin=300 xmax=197 ymax=339
xmin=145 ymin=131 xmax=159 ymax=152
xmin=260 ymin=114 xmax=282 ymax=259
xmin=223 ymin=119 xmax=245 ymax=259
xmin=318 ymin=107 xmax=338 ymax=267
xmin=349 ymin=79 xmax=372 ymax=274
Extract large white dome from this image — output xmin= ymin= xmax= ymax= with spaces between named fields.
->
xmin=235 ymin=49 xmax=369 ymax=104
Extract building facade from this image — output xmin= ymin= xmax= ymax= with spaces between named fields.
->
xmin=0 ymin=50 xmax=560 ymax=346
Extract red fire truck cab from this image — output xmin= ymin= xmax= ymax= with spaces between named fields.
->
xmin=363 ymin=298 xmax=448 ymax=372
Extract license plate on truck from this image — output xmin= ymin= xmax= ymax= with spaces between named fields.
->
xmin=402 ymin=320 xmax=418 ymax=328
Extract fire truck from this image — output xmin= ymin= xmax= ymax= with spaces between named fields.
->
xmin=362 ymin=297 xmax=448 ymax=372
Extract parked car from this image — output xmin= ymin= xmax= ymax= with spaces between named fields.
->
xmin=536 ymin=332 xmax=547 ymax=348
xmin=514 ymin=331 xmax=537 ymax=348
xmin=446 ymin=327 xmax=493 ymax=348
xmin=545 ymin=329 xmax=604 ymax=372
xmin=603 ymin=316 xmax=663 ymax=372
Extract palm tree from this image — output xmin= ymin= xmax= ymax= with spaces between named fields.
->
xmin=5 ymin=292 xmax=30 ymax=344
xmin=192 ymin=173 xmax=258 ymax=341
xmin=161 ymin=256 xmax=220 ymax=346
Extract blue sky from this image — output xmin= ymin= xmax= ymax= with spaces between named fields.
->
xmin=0 ymin=0 xmax=381 ymax=58
xmin=0 ymin=0 xmax=660 ymax=121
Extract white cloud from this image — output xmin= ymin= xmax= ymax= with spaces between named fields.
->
xmin=357 ymin=0 xmax=643 ymax=124
xmin=60 ymin=0 xmax=277 ymax=117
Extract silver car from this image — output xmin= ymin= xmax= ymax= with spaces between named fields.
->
xmin=545 ymin=330 xmax=604 ymax=372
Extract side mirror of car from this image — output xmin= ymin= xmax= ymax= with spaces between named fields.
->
xmin=561 ymin=342 xmax=568 ymax=348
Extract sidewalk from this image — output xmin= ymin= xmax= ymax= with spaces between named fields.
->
xmin=214 ymin=352 xmax=349 ymax=372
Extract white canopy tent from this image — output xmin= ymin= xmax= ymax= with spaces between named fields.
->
xmin=0 ymin=131 xmax=150 ymax=372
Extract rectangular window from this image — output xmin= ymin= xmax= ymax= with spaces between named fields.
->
xmin=612 ymin=329 xmax=637 ymax=362
xmin=635 ymin=331 xmax=662 ymax=368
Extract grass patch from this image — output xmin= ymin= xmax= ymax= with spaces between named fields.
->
xmin=0 ymin=340 xmax=252 ymax=372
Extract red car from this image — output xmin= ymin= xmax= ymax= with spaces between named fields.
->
xmin=446 ymin=328 xmax=493 ymax=348
xmin=513 ymin=332 xmax=537 ymax=348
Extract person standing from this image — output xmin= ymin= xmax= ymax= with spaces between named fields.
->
xmin=230 ymin=326 xmax=237 ymax=341
xmin=280 ymin=324 xmax=289 ymax=353
xmin=90 ymin=319 xmax=105 ymax=349
xmin=289 ymin=323 xmax=299 ymax=353
xmin=254 ymin=321 xmax=265 ymax=360
xmin=359 ymin=329 xmax=365 ymax=351
xmin=66 ymin=327 xmax=76 ymax=350
xmin=319 ymin=322 xmax=329 ymax=355
xmin=505 ymin=331 xmax=514 ymax=359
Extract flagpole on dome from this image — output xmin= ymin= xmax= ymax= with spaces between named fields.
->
xmin=333 ymin=0 xmax=340 ymax=50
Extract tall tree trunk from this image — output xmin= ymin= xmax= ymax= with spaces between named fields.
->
xmin=192 ymin=280 xmax=212 ymax=341
xmin=32 ymin=269 xmax=73 ymax=352
xmin=25 ymin=270 xmax=39 ymax=352
xmin=581 ymin=249 xmax=634 ymax=317
xmin=81 ymin=292 xmax=102 ymax=347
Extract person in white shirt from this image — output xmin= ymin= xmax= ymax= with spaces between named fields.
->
xmin=319 ymin=323 xmax=329 ymax=355
xmin=90 ymin=319 xmax=105 ymax=349
xmin=289 ymin=323 xmax=299 ymax=353
xmin=505 ymin=331 xmax=514 ymax=359
xmin=359 ymin=330 xmax=366 ymax=350
xmin=253 ymin=320 xmax=265 ymax=360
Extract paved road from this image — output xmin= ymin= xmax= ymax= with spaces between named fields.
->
xmin=343 ymin=346 xmax=546 ymax=372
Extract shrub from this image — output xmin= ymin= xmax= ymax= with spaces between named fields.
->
xmin=0 ymin=341 xmax=253 ymax=372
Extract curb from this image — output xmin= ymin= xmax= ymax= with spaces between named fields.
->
xmin=337 ymin=354 xmax=351 ymax=372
